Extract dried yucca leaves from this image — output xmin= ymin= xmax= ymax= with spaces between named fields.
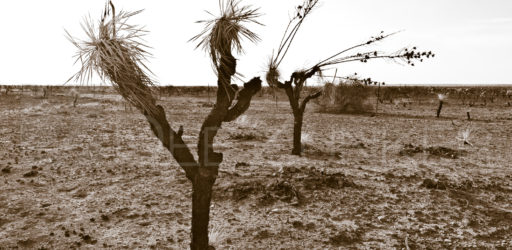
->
xmin=190 ymin=0 xmax=262 ymax=77
xmin=66 ymin=1 xmax=159 ymax=117
xmin=265 ymin=61 xmax=281 ymax=87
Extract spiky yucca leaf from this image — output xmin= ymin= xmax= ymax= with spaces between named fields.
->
xmin=66 ymin=2 xmax=159 ymax=117
xmin=190 ymin=0 xmax=262 ymax=76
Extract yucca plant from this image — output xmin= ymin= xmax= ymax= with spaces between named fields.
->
xmin=67 ymin=1 xmax=262 ymax=249
xmin=266 ymin=1 xmax=433 ymax=156
xmin=66 ymin=2 xmax=159 ymax=117
xmin=452 ymin=120 xmax=473 ymax=146
xmin=437 ymin=93 xmax=446 ymax=118
xmin=458 ymin=127 xmax=473 ymax=146
xmin=190 ymin=0 xmax=262 ymax=102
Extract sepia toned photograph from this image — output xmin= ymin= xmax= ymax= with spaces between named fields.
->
xmin=0 ymin=0 xmax=511 ymax=249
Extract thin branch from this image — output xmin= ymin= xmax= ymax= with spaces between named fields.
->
xmin=300 ymin=90 xmax=322 ymax=113
xmin=315 ymin=31 xmax=401 ymax=67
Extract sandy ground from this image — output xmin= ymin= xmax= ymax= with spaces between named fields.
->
xmin=1 ymin=93 xmax=512 ymax=249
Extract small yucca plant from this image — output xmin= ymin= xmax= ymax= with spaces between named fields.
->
xmin=66 ymin=1 xmax=159 ymax=117
xmin=458 ymin=127 xmax=473 ymax=146
xmin=453 ymin=120 xmax=473 ymax=146
xmin=208 ymin=221 xmax=227 ymax=248
xmin=436 ymin=93 xmax=446 ymax=118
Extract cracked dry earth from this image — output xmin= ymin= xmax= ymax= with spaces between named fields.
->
xmin=1 ymin=92 xmax=512 ymax=249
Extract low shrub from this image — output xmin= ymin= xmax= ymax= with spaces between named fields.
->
xmin=316 ymin=80 xmax=373 ymax=114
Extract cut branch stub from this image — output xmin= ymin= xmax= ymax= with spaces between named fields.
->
xmin=224 ymin=77 xmax=262 ymax=122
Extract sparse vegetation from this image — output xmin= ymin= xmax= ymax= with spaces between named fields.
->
xmin=1 ymin=83 xmax=512 ymax=249
xmin=1 ymin=0 xmax=512 ymax=249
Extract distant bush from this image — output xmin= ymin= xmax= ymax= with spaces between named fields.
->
xmin=316 ymin=80 xmax=373 ymax=114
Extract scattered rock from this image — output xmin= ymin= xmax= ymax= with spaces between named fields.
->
xmin=235 ymin=162 xmax=249 ymax=168
xmin=254 ymin=229 xmax=271 ymax=240
xmin=421 ymin=178 xmax=447 ymax=190
xmin=292 ymin=220 xmax=303 ymax=229
xmin=73 ymin=188 xmax=88 ymax=199
xmin=23 ymin=170 xmax=38 ymax=178
xmin=1 ymin=166 xmax=11 ymax=174
xmin=81 ymin=234 xmax=97 ymax=244
xmin=399 ymin=143 xmax=423 ymax=156
xmin=101 ymin=214 xmax=110 ymax=221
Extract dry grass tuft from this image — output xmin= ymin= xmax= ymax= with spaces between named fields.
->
xmin=208 ymin=221 xmax=228 ymax=248
xmin=66 ymin=1 xmax=159 ymax=117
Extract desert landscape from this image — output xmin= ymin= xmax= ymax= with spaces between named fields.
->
xmin=1 ymin=0 xmax=511 ymax=248
xmin=1 ymin=86 xmax=511 ymax=249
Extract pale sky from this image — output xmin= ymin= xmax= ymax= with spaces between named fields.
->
xmin=0 ymin=0 xmax=511 ymax=86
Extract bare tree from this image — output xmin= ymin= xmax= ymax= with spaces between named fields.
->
xmin=266 ymin=1 xmax=433 ymax=156
xmin=265 ymin=0 xmax=322 ymax=155
xmin=66 ymin=1 xmax=262 ymax=249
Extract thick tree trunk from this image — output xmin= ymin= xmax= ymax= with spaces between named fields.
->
xmin=292 ymin=113 xmax=303 ymax=155
xmin=190 ymin=171 xmax=215 ymax=250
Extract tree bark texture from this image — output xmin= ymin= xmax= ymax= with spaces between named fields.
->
xmin=292 ymin=113 xmax=303 ymax=155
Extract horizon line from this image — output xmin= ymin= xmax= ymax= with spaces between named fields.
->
xmin=1 ymin=82 xmax=512 ymax=87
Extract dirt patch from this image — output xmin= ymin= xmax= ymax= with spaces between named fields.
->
xmin=421 ymin=176 xmax=473 ymax=191
xmin=329 ymin=228 xmax=364 ymax=246
xmin=2 ymin=93 xmax=512 ymax=248
xmin=400 ymin=143 xmax=466 ymax=159
xmin=228 ymin=132 xmax=267 ymax=141
xmin=216 ymin=166 xmax=356 ymax=206
xmin=302 ymin=144 xmax=341 ymax=160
